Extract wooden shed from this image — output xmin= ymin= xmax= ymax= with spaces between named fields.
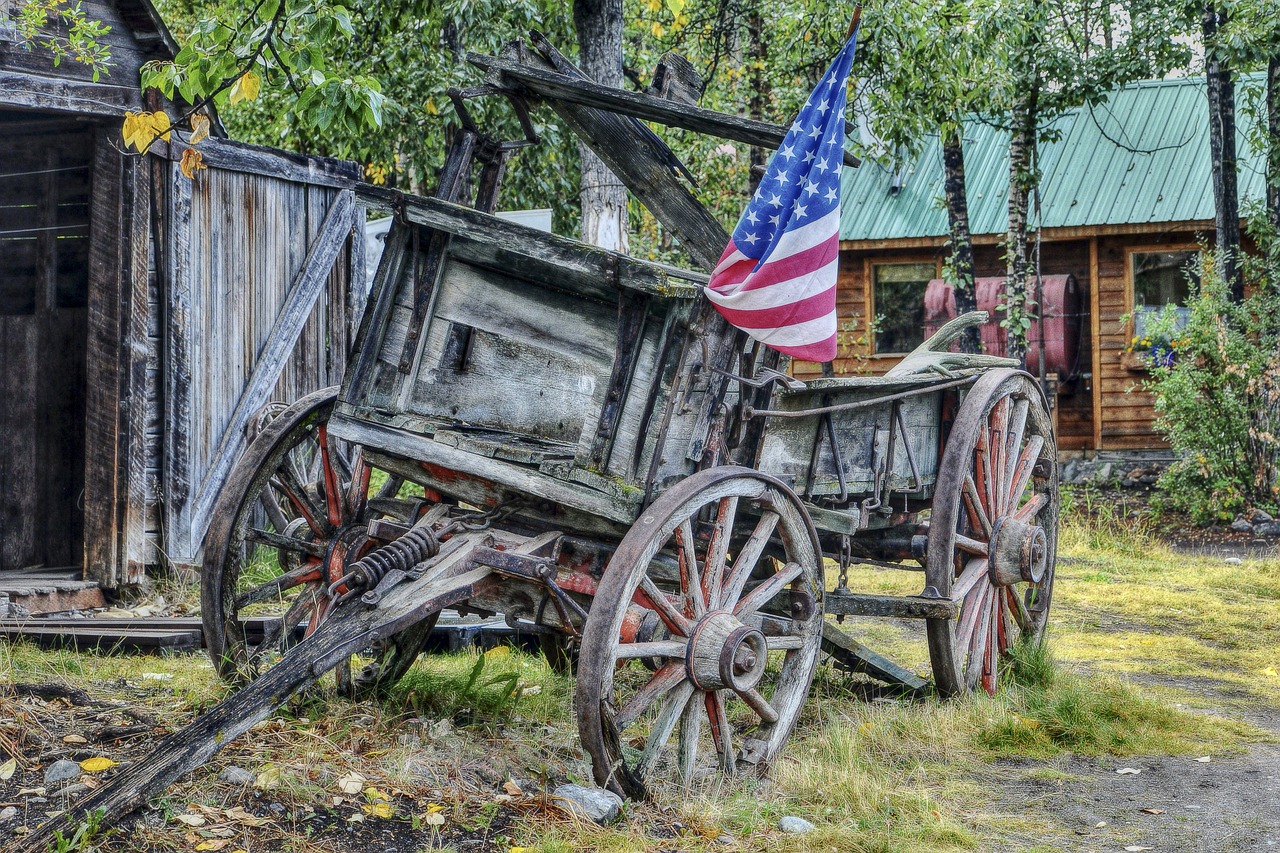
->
xmin=814 ymin=75 xmax=1266 ymax=452
xmin=0 ymin=0 xmax=366 ymax=606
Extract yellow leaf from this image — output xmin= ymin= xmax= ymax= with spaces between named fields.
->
xmin=122 ymin=111 xmax=149 ymax=152
xmin=0 ymin=758 xmax=16 ymax=780
xmin=363 ymin=786 xmax=392 ymax=802
xmin=362 ymin=802 xmax=394 ymax=819
xmin=254 ymin=765 xmax=282 ymax=790
xmin=189 ymin=113 xmax=211 ymax=144
xmin=149 ymin=110 xmax=172 ymax=142
xmin=424 ymin=98 xmax=438 ymax=117
xmin=484 ymin=646 xmax=510 ymax=660
xmin=195 ymin=841 xmax=228 ymax=851
xmin=424 ymin=802 xmax=446 ymax=814
xmin=179 ymin=148 xmax=206 ymax=180
xmin=79 ymin=757 xmax=117 ymax=773
xmin=229 ymin=71 xmax=261 ymax=104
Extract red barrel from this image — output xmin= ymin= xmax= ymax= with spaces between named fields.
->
xmin=921 ymin=274 xmax=1081 ymax=378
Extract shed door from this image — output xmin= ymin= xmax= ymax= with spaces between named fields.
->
xmin=161 ymin=138 xmax=364 ymax=569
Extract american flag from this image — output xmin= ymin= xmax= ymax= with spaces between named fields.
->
xmin=704 ymin=29 xmax=859 ymax=362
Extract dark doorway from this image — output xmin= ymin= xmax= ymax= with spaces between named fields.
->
xmin=0 ymin=113 xmax=93 ymax=573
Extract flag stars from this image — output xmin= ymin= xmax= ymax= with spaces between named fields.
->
xmin=815 ymin=157 xmax=830 ymax=173
xmin=816 ymin=98 xmax=830 ymax=114
xmin=746 ymin=209 xmax=760 ymax=225
xmin=768 ymin=192 xmax=783 ymax=208
xmin=802 ymin=149 xmax=815 ymax=164
xmin=769 ymin=213 xmax=781 ymax=226
xmin=779 ymin=142 xmax=796 ymax=160
xmin=792 ymin=200 xmax=809 ymax=218
xmin=807 ymin=125 xmax=822 ymax=140
xmin=824 ymin=185 xmax=839 ymax=202
xmin=804 ymin=180 xmax=820 ymax=197
xmin=742 ymin=231 xmax=761 ymax=246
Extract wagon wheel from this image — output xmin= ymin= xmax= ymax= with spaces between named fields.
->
xmin=201 ymin=386 xmax=437 ymax=696
xmin=577 ymin=467 xmax=824 ymax=800
xmin=926 ymin=369 xmax=1058 ymax=697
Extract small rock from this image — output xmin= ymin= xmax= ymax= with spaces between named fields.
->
xmin=1093 ymin=463 xmax=1113 ymax=483
xmin=0 ymin=807 xmax=17 ymax=824
xmin=1122 ymin=478 xmax=1139 ymax=488
xmin=552 ymin=783 xmax=623 ymax=825
xmin=1139 ymin=474 xmax=1158 ymax=484
xmin=268 ymin=802 xmax=286 ymax=814
xmin=218 ymin=766 xmax=256 ymax=786
xmin=1225 ymin=557 xmax=1243 ymax=565
xmin=716 ymin=834 xmax=734 ymax=845
xmin=778 ymin=816 xmax=815 ymax=834
xmin=1248 ymin=508 xmax=1275 ymax=524
xmin=1230 ymin=518 xmax=1255 ymax=533
xmin=44 ymin=760 xmax=80 ymax=786
xmin=1254 ymin=522 xmax=1280 ymax=538
xmin=59 ymin=784 xmax=89 ymax=797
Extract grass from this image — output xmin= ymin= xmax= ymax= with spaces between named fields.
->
xmin=3 ymin=497 xmax=1278 ymax=852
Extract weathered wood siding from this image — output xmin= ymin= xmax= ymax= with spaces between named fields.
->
xmin=162 ymin=139 xmax=362 ymax=569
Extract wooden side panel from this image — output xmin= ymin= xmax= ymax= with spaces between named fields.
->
xmin=0 ymin=0 xmax=155 ymax=85
xmin=163 ymin=143 xmax=361 ymax=568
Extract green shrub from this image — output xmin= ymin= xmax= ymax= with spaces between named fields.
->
xmin=1141 ymin=229 xmax=1280 ymax=523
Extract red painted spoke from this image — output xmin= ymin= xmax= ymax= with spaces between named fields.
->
xmin=617 ymin=661 xmax=685 ymax=730
xmin=976 ymin=428 xmax=996 ymax=523
xmin=736 ymin=687 xmax=779 ymax=724
xmin=704 ymin=690 xmax=736 ymax=774
xmin=613 ymin=640 xmax=688 ymax=660
xmin=1003 ymin=398 xmax=1030 ymax=509
xmin=636 ymin=577 xmax=695 ymax=638
xmin=955 ymin=532 xmax=988 ymax=557
xmin=732 ymin=562 xmax=803 ymax=619
xmin=675 ymin=519 xmax=705 ymax=619
xmin=954 ymin=579 xmax=987 ymax=655
xmin=719 ymin=511 xmax=779 ymax=608
xmin=636 ymin=679 xmax=695 ymax=779
xmin=962 ymin=475 xmax=993 ymax=539
xmin=997 ymin=590 xmax=1015 ymax=655
xmin=317 ymin=425 xmax=344 ymax=528
xmin=703 ymin=497 xmax=738 ymax=608
xmin=951 ymin=558 xmax=989 ymax=602
xmin=236 ymin=562 xmax=324 ymax=608
xmin=1014 ymin=492 xmax=1048 ymax=522
xmin=347 ymin=452 xmax=372 ymax=520
xmin=1007 ymin=435 xmax=1046 ymax=512
xmin=981 ymin=598 xmax=999 ymax=694
xmin=989 ymin=398 xmax=1009 ymax=514
xmin=966 ymin=585 xmax=993 ymax=691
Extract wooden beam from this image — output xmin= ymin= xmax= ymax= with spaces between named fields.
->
xmin=1089 ymin=236 xmax=1102 ymax=451
xmin=159 ymin=138 xmax=361 ymax=190
xmin=824 ymin=590 xmax=958 ymax=620
xmin=187 ymin=190 xmax=357 ymax=537
xmin=0 ymin=70 xmax=143 ymax=116
xmin=820 ymin=623 xmax=929 ymax=693
xmin=468 ymin=52 xmax=860 ymax=169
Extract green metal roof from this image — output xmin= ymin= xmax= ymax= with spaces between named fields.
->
xmin=840 ymin=75 xmax=1268 ymax=241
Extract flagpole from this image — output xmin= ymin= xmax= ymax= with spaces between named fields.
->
xmin=846 ymin=5 xmax=862 ymax=39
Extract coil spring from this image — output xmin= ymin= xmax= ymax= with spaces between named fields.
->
xmin=328 ymin=525 xmax=440 ymax=601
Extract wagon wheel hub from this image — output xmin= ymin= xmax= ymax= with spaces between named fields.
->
xmin=988 ymin=514 xmax=1048 ymax=587
xmin=685 ymin=611 xmax=769 ymax=692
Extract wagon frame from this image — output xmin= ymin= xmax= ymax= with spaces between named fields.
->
xmin=20 ymin=34 xmax=1060 ymax=847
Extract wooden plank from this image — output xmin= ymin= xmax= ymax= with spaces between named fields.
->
xmin=0 ymin=625 xmax=201 ymax=652
xmin=161 ymin=138 xmax=361 ymax=190
xmin=468 ymin=51 xmax=860 ymax=168
xmin=820 ymin=623 xmax=928 ymax=693
xmin=824 ymin=591 xmax=958 ymax=620
xmin=186 ymin=190 xmax=356 ymax=537
xmin=1090 ymin=237 xmax=1103 ymax=450
xmin=0 ymin=70 xmax=143 ymax=115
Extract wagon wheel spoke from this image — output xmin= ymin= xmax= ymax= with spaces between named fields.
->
xmin=765 ymin=635 xmax=805 ymax=651
xmin=636 ymin=681 xmax=695 ymax=780
xmin=316 ymin=425 xmax=345 ymax=528
xmin=249 ymin=584 xmax=321 ymax=669
xmin=989 ymin=397 xmax=1009 ymax=515
xmin=636 ymin=577 xmax=694 ymax=637
xmin=704 ymin=690 xmax=736 ymax=774
xmin=732 ymin=562 xmax=802 ymax=619
xmin=1006 ymin=586 xmax=1032 ymax=632
xmin=613 ymin=640 xmax=688 ymax=660
xmin=346 ymin=449 xmax=373 ymax=520
xmin=951 ymin=558 xmax=988 ymax=602
xmin=258 ymin=487 xmax=293 ymax=537
xmin=677 ymin=692 xmax=702 ymax=786
xmin=244 ymin=526 xmax=326 ymax=557
xmin=719 ymin=510 xmax=779 ymax=608
xmin=617 ymin=661 xmax=686 ymax=730
xmin=1014 ymin=492 xmax=1048 ymax=522
xmin=965 ymin=584 xmax=993 ymax=691
xmin=962 ymin=475 xmax=992 ymax=539
xmin=736 ymin=687 xmax=779 ymax=724
xmin=703 ymin=496 xmax=738 ymax=607
xmin=1003 ymin=399 xmax=1030 ymax=504
xmin=235 ymin=561 xmax=324 ymax=609
xmin=1008 ymin=435 xmax=1046 ymax=513
xmin=272 ymin=467 xmax=329 ymax=538
xmin=675 ymin=519 xmax=705 ymax=619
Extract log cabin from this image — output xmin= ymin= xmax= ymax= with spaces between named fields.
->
xmin=806 ymin=75 xmax=1267 ymax=454
xmin=0 ymin=0 xmax=366 ymax=609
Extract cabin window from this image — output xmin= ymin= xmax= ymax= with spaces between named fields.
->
xmin=1131 ymin=249 xmax=1198 ymax=336
xmin=872 ymin=262 xmax=934 ymax=354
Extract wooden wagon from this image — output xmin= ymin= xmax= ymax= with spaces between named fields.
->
xmin=20 ymin=35 xmax=1059 ymax=844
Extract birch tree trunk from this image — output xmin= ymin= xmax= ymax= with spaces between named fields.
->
xmin=1204 ymin=4 xmax=1243 ymax=301
xmin=1005 ymin=89 xmax=1037 ymax=366
xmin=941 ymin=124 xmax=980 ymax=354
xmin=573 ymin=0 xmax=629 ymax=253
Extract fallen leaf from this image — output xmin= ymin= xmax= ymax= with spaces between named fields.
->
xmin=189 ymin=113 xmax=211 ymax=145
xmin=174 ymin=814 xmax=206 ymax=827
xmin=1263 ymin=666 xmax=1278 ymax=678
xmin=1193 ymin=756 xmax=1211 ymax=763
xmin=141 ymin=672 xmax=173 ymax=681
xmin=362 ymin=802 xmax=394 ymax=819
xmin=63 ymin=735 xmax=88 ymax=744
xmin=332 ymin=796 xmax=345 ymax=806
xmin=80 ymin=757 xmax=118 ymax=773
xmin=0 ymin=758 xmax=16 ymax=780
xmin=502 ymin=780 xmax=522 ymax=796
xmin=493 ymin=794 xmax=513 ymax=804
xmin=225 ymin=806 xmax=268 ymax=827
xmin=18 ymin=787 xmax=46 ymax=797
xmin=421 ymin=811 xmax=445 ymax=826
xmin=336 ymin=772 xmax=365 ymax=795
xmin=363 ymin=786 xmax=392 ymax=802
xmin=1140 ymin=808 xmax=1165 ymax=815
xmin=1124 ymin=847 xmax=1154 ymax=852
xmin=194 ymin=840 xmax=228 ymax=851
xmin=1116 ymin=768 xmax=1141 ymax=775
xmin=1094 ymin=821 xmax=1108 ymax=828
xmin=519 ymin=684 xmax=542 ymax=696
xmin=346 ymin=813 xmax=364 ymax=823
xmin=254 ymin=766 xmax=282 ymax=790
